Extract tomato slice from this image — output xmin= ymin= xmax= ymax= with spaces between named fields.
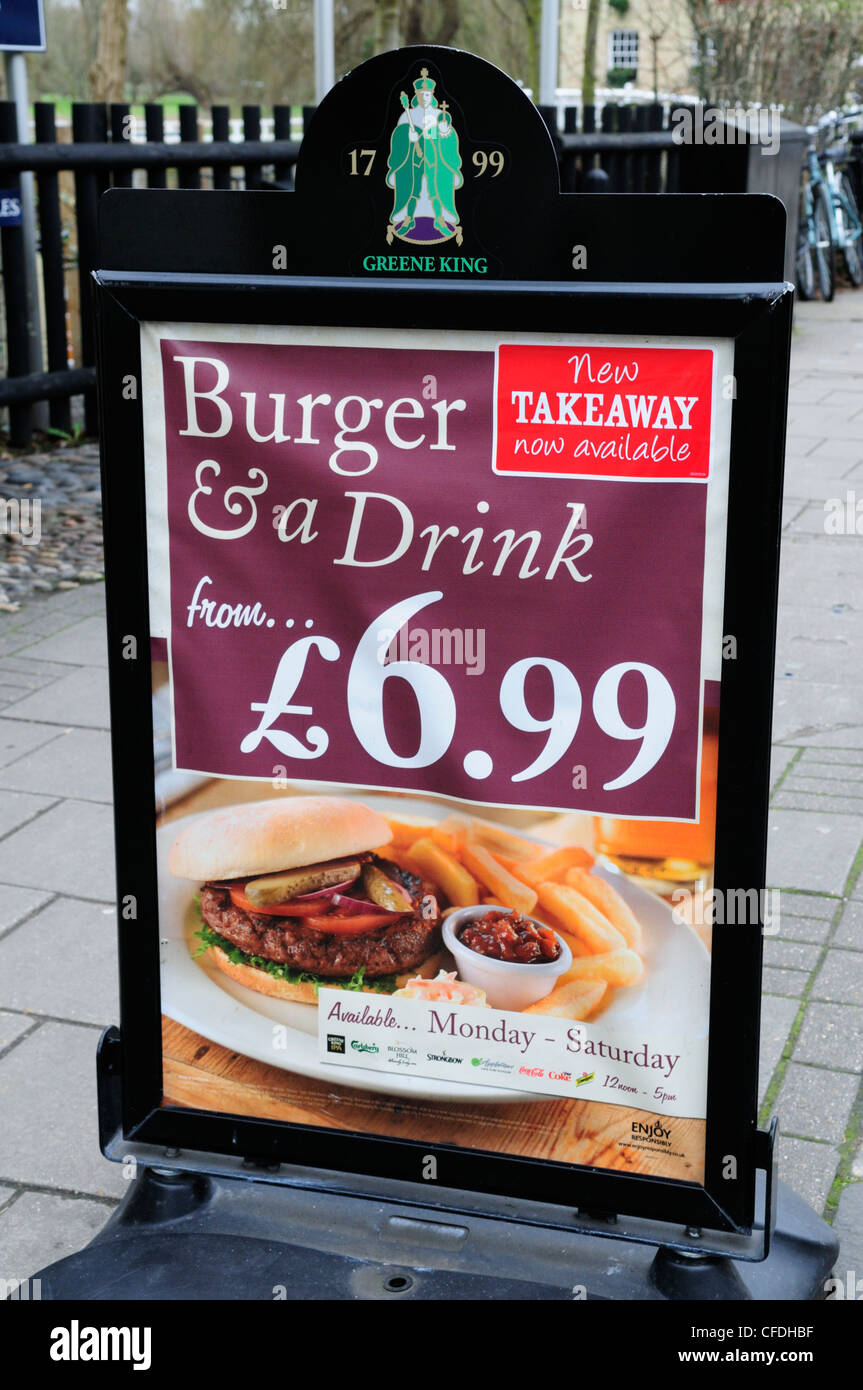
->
xmin=228 ymin=887 xmax=331 ymax=918
xmin=303 ymin=910 xmax=404 ymax=935
xmin=226 ymin=888 xmax=404 ymax=933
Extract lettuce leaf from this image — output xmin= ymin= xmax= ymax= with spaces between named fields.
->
xmin=192 ymin=914 xmax=399 ymax=995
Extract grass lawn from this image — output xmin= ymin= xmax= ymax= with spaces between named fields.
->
xmin=34 ymin=94 xmax=301 ymax=125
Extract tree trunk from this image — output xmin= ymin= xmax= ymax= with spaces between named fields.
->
xmin=522 ymin=0 xmax=541 ymax=97
xmin=88 ymin=0 xmax=129 ymax=105
xmin=374 ymin=0 xmax=402 ymax=53
xmin=582 ymin=0 xmax=601 ymax=106
xmin=403 ymin=0 xmax=460 ymax=47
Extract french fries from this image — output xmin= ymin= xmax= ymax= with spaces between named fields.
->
xmin=382 ymin=813 xmax=647 ymax=1018
xmin=409 ymin=837 xmax=480 ymax=907
xmin=459 ymin=842 xmax=538 ymax=915
xmin=536 ymin=882 xmax=627 ymax=954
xmin=384 ymin=818 xmax=436 ymax=848
xmin=564 ymin=866 xmax=643 ymax=952
xmin=515 ymin=846 xmax=595 ymax=887
xmin=561 ymin=948 xmax=644 ymax=988
xmin=376 ymin=842 xmax=428 ymax=882
xmin=468 ymin=820 xmax=544 ymax=861
xmin=524 ymin=979 xmax=607 ymax=1019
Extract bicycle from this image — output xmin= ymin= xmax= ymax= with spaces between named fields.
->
xmin=797 ymin=111 xmax=863 ymax=301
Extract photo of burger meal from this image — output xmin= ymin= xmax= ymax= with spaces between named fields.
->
xmin=169 ymin=795 xmax=447 ymax=1003
xmin=160 ymin=789 xmax=709 ymax=1099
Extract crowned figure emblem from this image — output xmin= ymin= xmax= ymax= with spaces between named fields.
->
xmin=386 ymin=69 xmax=463 ymax=246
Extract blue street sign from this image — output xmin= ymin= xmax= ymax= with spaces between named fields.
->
xmin=0 ymin=190 xmax=23 ymax=224
xmin=0 ymin=0 xmax=46 ymax=52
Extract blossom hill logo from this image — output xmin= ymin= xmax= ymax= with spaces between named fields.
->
xmin=386 ymin=69 xmax=463 ymax=246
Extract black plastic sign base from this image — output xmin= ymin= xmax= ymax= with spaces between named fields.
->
xmin=31 ymin=1165 xmax=836 ymax=1302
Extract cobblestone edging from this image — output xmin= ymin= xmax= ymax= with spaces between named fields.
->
xmin=0 ymin=444 xmax=104 ymax=612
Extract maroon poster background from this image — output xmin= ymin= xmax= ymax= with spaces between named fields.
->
xmin=160 ymin=338 xmax=708 ymax=819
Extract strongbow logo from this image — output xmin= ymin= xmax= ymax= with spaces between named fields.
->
xmin=427 ymin=1049 xmax=462 ymax=1064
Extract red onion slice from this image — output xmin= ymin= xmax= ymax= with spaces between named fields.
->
xmin=291 ymin=879 xmax=358 ymax=903
xmin=329 ymin=891 xmax=405 ymax=917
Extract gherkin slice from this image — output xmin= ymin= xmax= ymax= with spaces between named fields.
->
xmin=244 ymin=859 xmax=361 ymax=906
xmin=363 ymin=862 xmax=413 ymax=912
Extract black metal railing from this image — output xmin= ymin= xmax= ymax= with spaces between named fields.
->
xmin=0 ymin=97 xmax=813 ymax=445
xmin=0 ymin=99 xmax=303 ymax=444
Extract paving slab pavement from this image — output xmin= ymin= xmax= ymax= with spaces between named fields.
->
xmin=0 ymin=294 xmax=862 ymax=1287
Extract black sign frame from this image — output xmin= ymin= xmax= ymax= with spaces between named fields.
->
xmin=94 ymin=269 xmax=791 ymax=1244
xmin=91 ymin=42 xmax=792 ymax=1246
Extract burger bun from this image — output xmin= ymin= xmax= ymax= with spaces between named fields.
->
xmin=169 ymin=795 xmax=391 ymax=882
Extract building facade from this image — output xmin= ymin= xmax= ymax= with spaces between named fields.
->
xmin=559 ymin=0 xmax=698 ymax=99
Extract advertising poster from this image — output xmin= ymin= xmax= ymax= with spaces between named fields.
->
xmin=142 ymin=321 xmax=732 ymax=1184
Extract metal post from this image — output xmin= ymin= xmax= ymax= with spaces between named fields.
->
xmin=313 ymin=0 xmax=335 ymax=105
xmin=539 ymin=0 xmax=560 ymax=110
xmin=3 ymin=51 xmax=47 ymax=428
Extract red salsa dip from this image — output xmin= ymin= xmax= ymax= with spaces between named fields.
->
xmin=459 ymin=910 xmax=561 ymax=964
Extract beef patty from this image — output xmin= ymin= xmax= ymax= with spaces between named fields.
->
xmin=199 ymin=885 xmax=440 ymax=978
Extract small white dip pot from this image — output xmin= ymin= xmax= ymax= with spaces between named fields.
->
xmin=443 ymin=905 xmax=572 ymax=1011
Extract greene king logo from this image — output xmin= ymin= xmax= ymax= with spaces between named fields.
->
xmin=386 ymin=68 xmax=463 ymax=246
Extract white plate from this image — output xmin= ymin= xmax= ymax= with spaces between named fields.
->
xmin=159 ymin=794 xmax=710 ymax=1103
